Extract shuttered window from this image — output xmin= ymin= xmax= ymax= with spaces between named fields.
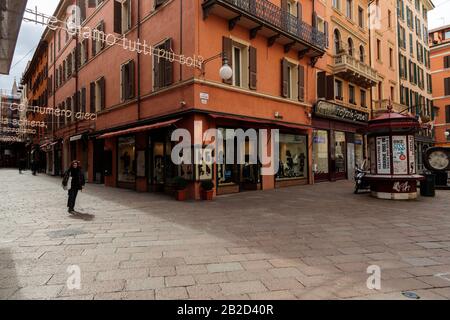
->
xmin=249 ymin=46 xmax=257 ymax=90
xmin=92 ymin=21 xmax=105 ymax=56
xmin=114 ymin=0 xmax=131 ymax=34
xmin=445 ymin=77 xmax=450 ymax=96
xmin=222 ymin=37 xmax=233 ymax=85
xmin=317 ymin=71 xmax=326 ymax=99
xmin=121 ymin=60 xmax=135 ymax=101
xmin=153 ymin=39 xmax=174 ymax=90
xmin=281 ymin=59 xmax=289 ymax=98
xmin=89 ymin=78 xmax=105 ymax=113
xmin=298 ymin=65 xmax=305 ymax=102
xmin=90 ymin=82 xmax=96 ymax=113
xmin=445 ymin=56 xmax=450 ymax=69
xmin=81 ymin=87 xmax=87 ymax=113
xmin=446 ymin=106 xmax=450 ymax=124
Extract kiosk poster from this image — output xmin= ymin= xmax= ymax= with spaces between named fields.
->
xmin=408 ymin=136 xmax=416 ymax=174
xmin=369 ymin=138 xmax=376 ymax=173
xmin=376 ymin=136 xmax=391 ymax=174
xmin=392 ymin=136 xmax=408 ymax=174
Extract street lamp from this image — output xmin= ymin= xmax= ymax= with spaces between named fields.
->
xmin=200 ymin=52 xmax=233 ymax=81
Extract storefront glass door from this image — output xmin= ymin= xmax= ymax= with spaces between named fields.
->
xmin=313 ymin=130 xmax=329 ymax=181
xmin=334 ymin=131 xmax=347 ymax=179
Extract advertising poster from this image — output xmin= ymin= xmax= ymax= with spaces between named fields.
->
xmin=392 ymin=136 xmax=408 ymax=174
xmin=369 ymin=137 xmax=376 ymax=174
xmin=408 ymin=136 xmax=416 ymax=174
xmin=376 ymin=136 xmax=391 ymax=174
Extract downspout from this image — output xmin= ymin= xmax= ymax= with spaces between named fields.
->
xmin=53 ymin=34 xmax=57 ymax=139
xmin=180 ymin=0 xmax=183 ymax=82
xmin=368 ymin=0 xmax=375 ymax=120
xmin=137 ymin=0 xmax=142 ymax=120
xmin=75 ymin=1 xmax=79 ymax=138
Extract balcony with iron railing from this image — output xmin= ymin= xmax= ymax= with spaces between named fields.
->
xmin=332 ymin=49 xmax=379 ymax=89
xmin=203 ymin=0 xmax=326 ymax=59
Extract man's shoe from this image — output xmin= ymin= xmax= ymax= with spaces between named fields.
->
xmin=68 ymin=208 xmax=75 ymax=214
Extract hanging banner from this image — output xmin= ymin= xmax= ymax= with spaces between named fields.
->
xmin=392 ymin=136 xmax=408 ymax=175
xmin=376 ymin=136 xmax=391 ymax=174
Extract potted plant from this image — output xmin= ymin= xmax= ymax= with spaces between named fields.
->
xmin=200 ymin=180 xmax=215 ymax=200
xmin=172 ymin=176 xmax=188 ymax=201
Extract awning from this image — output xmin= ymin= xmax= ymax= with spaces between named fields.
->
xmin=97 ymin=118 xmax=181 ymax=140
xmin=209 ymin=114 xmax=311 ymax=131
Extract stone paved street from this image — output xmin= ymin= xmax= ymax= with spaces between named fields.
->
xmin=1 ymin=168 xmax=450 ymax=300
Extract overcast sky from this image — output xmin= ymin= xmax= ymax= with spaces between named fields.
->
xmin=1 ymin=0 xmax=450 ymax=92
xmin=0 ymin=0 xmax=59 ymax=92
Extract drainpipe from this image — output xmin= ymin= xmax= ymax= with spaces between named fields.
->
xmin=137 ymin=0 xmax=142 ymax=120
xmin=180 ymin=0 xmax=183 ymax=82
xmin=75 ymin=1 xmax=79 ymax=137
xmin=368 ymin=0 xmax=375 ymax=120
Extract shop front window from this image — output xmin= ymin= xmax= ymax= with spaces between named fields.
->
xmin=240 ymin=139 xmax=260 ymax=185
xmin=217 ymin=128 xmax=239 ymax=186
xmin=335 ymin=131 xmax=346 ymax=173
xmin=153 ymin=141 xmax=165 ymax=185
xmin=313 ymin=130 xmax=329 ymax=175
xmin=118 ymin=136 xmax=136 ymax=183
xmin=354 ymin=134 xmax=364 ymax=169
xmin=277 ymin=134 xmax=308 ymax=180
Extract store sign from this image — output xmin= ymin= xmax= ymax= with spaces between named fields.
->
xmin=376 ymin=136 xmax=391 ymax=174
xmin=392 ymin=136 xmax=408 ymax=175
xmin=314 ymin=101 xmax=369 ymax=123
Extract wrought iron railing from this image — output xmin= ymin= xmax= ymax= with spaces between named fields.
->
xmin=334 ymin=53 xmax=378 ymax=81
xmin=215 ymin=0 xmax=326 ymax=50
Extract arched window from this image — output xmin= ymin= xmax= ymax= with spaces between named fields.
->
xmin=359 ymin=45 xmax=365 ymax=62
xmin=348 ymin=38 xmax=354 ymax=57
xmin=334 ymin=29 xmax=341 ymax=55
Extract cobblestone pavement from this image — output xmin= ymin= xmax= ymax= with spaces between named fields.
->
xmin=1 ymin=169 xmax=450 ymax=300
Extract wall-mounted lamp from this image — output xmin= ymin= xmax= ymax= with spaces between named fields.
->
xmin=200 ymin=52 xmax=233 ymax=81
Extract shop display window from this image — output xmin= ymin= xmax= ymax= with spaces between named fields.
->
xmin=355 ymin=134 xmax=364 ymax=169
xmin=277 ymin=134 xmax=307 ymax=180
xmin=334 ymin=131 xmax=346 ymax=174
xmin=313 ymin=130 xmax=329 ymax=175
xmin=217 ymin=128 xmax=239 ymax=186
xmin=152 ymin=141 xmax=164 ymax=185
xmin=118 ymin=136 xmax=136 ymax=183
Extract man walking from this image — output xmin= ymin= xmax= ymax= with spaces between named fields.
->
xmin=18 ymin=157 xmax=26 ymax=174
xmin=62 ymin=160 xmax=86 ymax=214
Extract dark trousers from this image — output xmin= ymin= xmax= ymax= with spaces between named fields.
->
xmin=67 ymin=189 xmax=79 ymax=210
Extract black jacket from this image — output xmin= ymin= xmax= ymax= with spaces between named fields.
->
xmin=62 ymin=168 xmax=85 ymax=190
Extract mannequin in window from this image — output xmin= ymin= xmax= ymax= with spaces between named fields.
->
xmin=121 ymin=151 xmax=131 ymax=174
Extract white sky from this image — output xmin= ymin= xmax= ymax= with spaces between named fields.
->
xmin=0 ymin=0 xmax=59 ymax=92
xmin=1 ymin=0 xmax=450 ymax=91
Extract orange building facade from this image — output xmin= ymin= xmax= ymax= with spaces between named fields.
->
xmin=21 ymin=40 xmax=50 ymax=171
xmin=311 ymin=0 xmax=378 ymax=182
xmin=23 ymin=0 xmax=440 ymax=199
xmin=35 ymin=0 xmax=328 ymax=199
xmin=430 ymin=24 xmax=450 ymax=147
